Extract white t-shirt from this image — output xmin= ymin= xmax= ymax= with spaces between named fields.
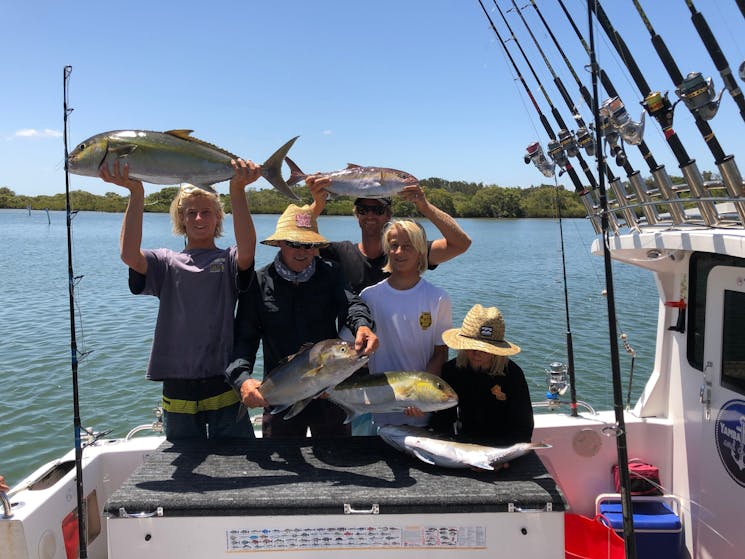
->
xmin=359 ymin=277 xmax=452 ymax=427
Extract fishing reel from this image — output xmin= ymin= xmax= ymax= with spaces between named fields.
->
xmin=544 ymin=362 xmax=570 ymax=409
xmin=641 ymin=91 xmax=675 ymax=133
xmin=601 ymin=96 xmax=645 ymax=146
xmin=524 ymin=141 xmax=555 ymax=178
xmin=740 ymin=60 xmax=745 ymax=83
xmin=547 ymin=139 xmax=571 ymax=176
xmin=675 ymin=72 xmax=724 ymax=121
xmin=598 ymin=108 xmax=627 ymax=167
xmin=574 ymin=126 xmax=596 ymax=157
xmin=558 ymin=129 xmax=579 ymax=158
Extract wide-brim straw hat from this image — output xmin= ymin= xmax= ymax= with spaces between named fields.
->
xmin=261 ymin=204 xmax=329 ymax=247
xmin=442 ymin=304 xmax=521 ymax=356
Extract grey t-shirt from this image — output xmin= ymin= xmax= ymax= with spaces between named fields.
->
xmin=129 ymin=246 xmax=243 ymax=381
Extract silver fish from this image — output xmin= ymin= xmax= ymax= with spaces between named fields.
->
xmin=378 ymin=424 xmax=550 ymax=471
xmin=328 ymin=371 xmax=458 ymax=423
xmin=260 ymin=339 xmax=369 ymax=420
xmin=67 ymin=129 xmax=300 ymax=199
xmin=284 ymin=156 xmax=418 ymax=199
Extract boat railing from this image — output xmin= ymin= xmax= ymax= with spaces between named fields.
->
xmin=1 ymin=491 xmax=12 ymax=519
xmin=580 ymin=172 xmax=745 ymax=234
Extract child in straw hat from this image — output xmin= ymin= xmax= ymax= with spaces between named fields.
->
xmin=228 ymin=204 xmax=378 ymax=438
xmin=429 ymin=304 xmax=534 ymax=446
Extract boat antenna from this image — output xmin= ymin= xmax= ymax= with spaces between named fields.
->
xmin=683 ymin=0 xmax=745 ymax=123
xmin=63 ymin=64 xmax=89 ymax=559
xmin=586 ymin=4 xmax=638 ymax=558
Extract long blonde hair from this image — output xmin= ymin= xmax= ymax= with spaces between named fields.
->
xmin=169 ymin=185 xmax=224 ymax=238
xmin=381 ymin=219 xmax=428 ymax=274
xmin=455 ymin=350 xmax=508 ymax=376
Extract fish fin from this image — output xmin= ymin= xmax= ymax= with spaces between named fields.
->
xmin=284 ymin=156 xmax=306 ymax=186
xmin=411 ymin=449 xmax=437 ymax=465
xmin=282 ymin=397 xmax=312 ymax=420
xmin=269 ymin=404 xmax=292 ymax=415
xmin=164 ymin=129 xmax=195 ymax=139
xmin=300 ymin=365 xmax=324 ymax=379
xmin=163 ymin=129 xmax=242 ymax=159
xmin=346 ymin=163 xmax=363 ymax=168
xmin=274 ymin=343 xmax=314 ymax=367
xmin=235 ymin=403 xmax=247 ymax=423
xmin=261 ymin=137 xmax=300 ymax=200
xmin=109 ymin=145 xmax=138 ymax=158
xmin=469 ymin=460 xmax=495 ymax=471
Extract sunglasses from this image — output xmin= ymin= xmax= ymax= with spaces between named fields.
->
xmin=284 ymin=240 xmax=318 ymax=250
xmin=355 ymin=205 xmax=388 ymax=216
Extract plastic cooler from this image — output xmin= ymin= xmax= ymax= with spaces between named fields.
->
xmin=595 ymin=494 xmax=683 ymax=559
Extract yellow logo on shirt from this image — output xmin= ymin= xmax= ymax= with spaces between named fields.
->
xmin=419 ymin=312 xmax=432 ymax=330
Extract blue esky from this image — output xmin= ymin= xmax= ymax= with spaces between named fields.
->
xmin=3 ymin=0 xmax=744 ymax=196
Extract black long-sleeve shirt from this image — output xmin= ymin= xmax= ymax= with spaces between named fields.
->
xmin=227 ymin=257 xmax=374 ymax=392
xmin=429 ymin=358 xmax=534 ymax=445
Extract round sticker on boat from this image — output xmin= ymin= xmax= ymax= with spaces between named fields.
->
xmin=714 ymin=399 xmax=745 ymax=487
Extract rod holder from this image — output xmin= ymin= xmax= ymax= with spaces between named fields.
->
xmin=651 ymin=166 xmax=687 ymax=225
xmin=717 ymin=155 xmax=745 ymax=224
xmin=627 ymin=171 xmax=659 ymax=225
xmin=680 ymin=161 xmax=719 ymax=226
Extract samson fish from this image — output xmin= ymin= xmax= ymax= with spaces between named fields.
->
xmin=260 ymin=339 xmax=369 ymax=420
xmin=327 ymin=371 xmax=458 ymax=423
xmin=67 ymin=129 xmax=300 ymax=199
xmin=284 ymin=156 xmax=419 ymax=199
xmin=378 ymin=424 xmax=551 ymax=471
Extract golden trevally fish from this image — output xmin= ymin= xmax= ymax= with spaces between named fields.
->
xmin=378 ymin=424 xmax=551 ymax=471
xmin=284 ymin=156 xmax=418 ymax=199
xmin=327 ymin=371 xmax=458 ymax=423
xmin=260 ymin=339 xmax=369 ymax=420
xmin=67 ymin=129 xmax=300 ymax=199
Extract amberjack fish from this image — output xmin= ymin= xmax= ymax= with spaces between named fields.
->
xmin=378 ymin=424 xmax=550 ymax=471
xmin=260 ymin=339 xmax=369 ymax=420
xmin=284 ymin=156 xmax=418 ymax=199
xmin=327 ymin=371 xmax=458 ymax=423
xmin=67 ymin=130 xmax=300 ymax=199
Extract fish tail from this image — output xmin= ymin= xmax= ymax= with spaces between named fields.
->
xmin=284 ymin=156 xmax=306 ymax=186
xmin=261 ymin=136 xmax=301 ymax=200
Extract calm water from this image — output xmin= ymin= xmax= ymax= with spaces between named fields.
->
xmin=1 ymin=208 xmax=657 ymax=485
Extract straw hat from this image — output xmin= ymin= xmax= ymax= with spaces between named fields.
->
xmin=442 ymin=304 xmax=521 ymax=356
xmin=261 ymin=204 xmax=329 ymax=247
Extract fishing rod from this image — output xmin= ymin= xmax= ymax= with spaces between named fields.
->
xmin=585 ymin=5 xmax=638 ymax=558
xmin=63 ymin=65 xmax=89 ymax=559
xmin=630 ymin=0 xmax=726 ymax=159
xmin=683 ymin=0 xmax=745 ymax=123
xmin=506 ymin=0 xmax=647 ymax=231
xmin=529 ymin=0 xmax=663 ymax=226
xmin=490 ymin=0 xmax=600 ymax=193
xmin=476 ymin=0 xmax=602 ymax=230
xmin=589 ymin=0 xmax=745 ymax=225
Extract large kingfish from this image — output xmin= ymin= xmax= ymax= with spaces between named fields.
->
xmin=327 ymin=371 xmax=458 ymax=423
xmin=260 ymin=339 xmax=369 ymax=420
xmin=284 ymin=156 xmax=418 ymax=199
xmin=378 ymin=424 xmax=550 ymax=471
xmin=67 ymin=129 xmax=300 ymax=199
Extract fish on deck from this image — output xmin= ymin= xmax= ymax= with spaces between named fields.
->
xmin=67 ymin=129 xmax=300 ymax=199
xmin=378 ymin=424 xmax=550 ymax=471
xmin=259 ymin=339 xmax=369 ymax=420
xmin=327 ymin=371 xmax=458 ymax=423
xmin=284 ymin=156 xmax=418 ymax=199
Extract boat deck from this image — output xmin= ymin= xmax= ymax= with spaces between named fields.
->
xmin=104 ymin=436 xmax=564 ymax=517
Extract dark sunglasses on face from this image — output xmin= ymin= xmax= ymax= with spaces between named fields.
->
xmin=355 ymin=205 xmax=387 ymax=216
xmin=284 ymin=240 xmax=317 ymax=250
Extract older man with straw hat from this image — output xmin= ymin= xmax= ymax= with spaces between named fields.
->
xmin=227 ymin=204 xmax=378 ymax=438
xmin=429 ymin=304 xmax=534 ymax=447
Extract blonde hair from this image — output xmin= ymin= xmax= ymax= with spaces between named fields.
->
xmin=169 ymin=185 xmax=224 ymax=238
xmin=381 ymin=220 xmax=428 ymax=274
xmin=455 ymin=350 xmax=508 ymax=376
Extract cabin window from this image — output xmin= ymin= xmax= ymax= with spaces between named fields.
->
xmin=688 ymin=253 xmax=745 ymax=371
xmin=721 ymin=290 xmax=745 ymax=395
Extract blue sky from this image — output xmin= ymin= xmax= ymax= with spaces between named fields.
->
xmin=3 ymin=1 xmax=744 ymax=196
